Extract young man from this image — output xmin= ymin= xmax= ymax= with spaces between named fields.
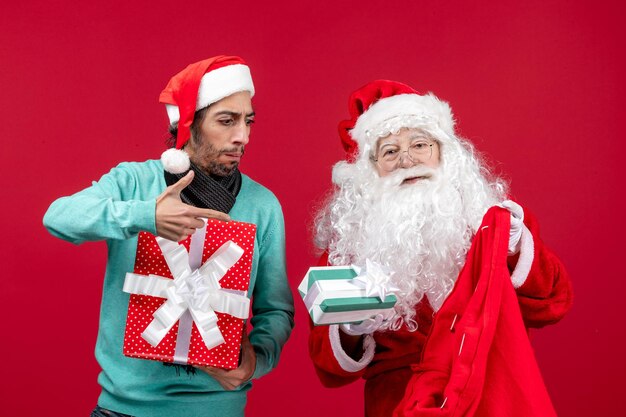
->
xmin=309 ymin=80 xmax=572 ymax=417
xmin=44 ymin=55 xmax=294 ymax=417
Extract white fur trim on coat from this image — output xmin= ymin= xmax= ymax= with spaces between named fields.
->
xmin=351 ymin=93 xmax=455 ymax=150
xmin=328 ymin=324 xmax=376 ymax=373
xmin=165 ymin=64 xmax=255 ymax=124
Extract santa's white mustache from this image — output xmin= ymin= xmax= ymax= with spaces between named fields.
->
xmin=381 ymin=165 xmax=439 ymax=187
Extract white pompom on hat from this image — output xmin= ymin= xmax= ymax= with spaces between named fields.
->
xmin=158 ymin=55 xmax=255 ymax=173
xmin=160 ymin=148 xmax=192 ymax=174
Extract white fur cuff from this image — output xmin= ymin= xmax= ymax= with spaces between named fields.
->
xmin=328 ymin=324 xmax=376 ymax=373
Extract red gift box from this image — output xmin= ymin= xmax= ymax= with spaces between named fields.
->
xmin=122 ymin=219 xmax=256 ymax=369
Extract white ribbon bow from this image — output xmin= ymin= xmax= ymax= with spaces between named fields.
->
xmin=351 ymin=259 xmax=399 ymax=302
xmin=123 ymin=237 xmax=250 ymax=351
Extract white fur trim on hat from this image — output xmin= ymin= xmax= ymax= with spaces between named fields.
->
xmin=165 ymin=64 xmax=255 ymax=124
xmin=161 ymin=148 xmax=190 ymax=174
xmin=351 ymin=93 xmax=455 ymax=152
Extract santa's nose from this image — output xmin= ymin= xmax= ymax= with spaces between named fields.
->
xmin=398 ymin=152 xmax=416 ymax=168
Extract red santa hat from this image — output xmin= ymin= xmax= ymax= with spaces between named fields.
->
xmin=159 ymin=55 xmax=255 ymax=173
xmin=338 ymin=80 xmax=455 ymax=162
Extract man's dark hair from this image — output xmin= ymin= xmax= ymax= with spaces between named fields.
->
xmin=165 ymin=106 xmax=211 ymax=148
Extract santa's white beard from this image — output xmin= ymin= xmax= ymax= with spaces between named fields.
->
xmin=319 ymin=164 xmax=499 ymax=331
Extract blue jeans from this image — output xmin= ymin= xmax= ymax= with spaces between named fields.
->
xmin=90 ymin=405 xmax=133 ymax=417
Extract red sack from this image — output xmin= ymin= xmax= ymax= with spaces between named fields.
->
xmin=394 ymin=207 xmax=557 ymax=417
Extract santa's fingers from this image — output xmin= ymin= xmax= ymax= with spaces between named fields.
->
xmin=499 ymin=200 xmax=524 ymax=220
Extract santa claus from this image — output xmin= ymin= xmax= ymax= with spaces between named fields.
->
xmin=308 ymin=80 xmax=573 ymax=417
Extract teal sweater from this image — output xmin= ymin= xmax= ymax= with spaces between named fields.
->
xmin=43 ymin=160 xmax=294 ymax=417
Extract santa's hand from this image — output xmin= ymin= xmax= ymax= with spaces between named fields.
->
xmin=156 ymin=171 xmax=230 ymax=241
xmin=340 ymin=314 xmax=385 ymax=336
xmin=499 ymin=200 xmax=524 ymax=255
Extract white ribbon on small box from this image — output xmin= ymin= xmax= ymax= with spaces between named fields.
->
xmin=299 ymin=260 xmax=399 ymax=325
xmin=351 ymin=259 xmax=399 ymax=302
xmin=123 ymin=230 xmax=250 ymax=363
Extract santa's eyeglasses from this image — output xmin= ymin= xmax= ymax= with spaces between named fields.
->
xmin=371 ymin=139 xmax=436 ymax=172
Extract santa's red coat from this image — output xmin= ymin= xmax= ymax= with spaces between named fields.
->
xmin=308 ymin=206 xmax=573 ymax=417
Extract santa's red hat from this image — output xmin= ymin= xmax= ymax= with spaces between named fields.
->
xmin=338 ymin=80 xmax=455 ymax=162
xmin=159 ymin=55 xmax=255 ymax=173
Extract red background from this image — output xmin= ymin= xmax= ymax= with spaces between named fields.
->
xmin=1 ymin=1 xmax=624 ymax=416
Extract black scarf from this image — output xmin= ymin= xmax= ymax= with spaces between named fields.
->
xmin=164 ymin=163 xmax=242 ymax=212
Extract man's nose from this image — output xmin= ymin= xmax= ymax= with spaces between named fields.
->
xmin=232 ymin=121 xmax=250 ymax=145
xmin=398 ymin=151 xmax=415 ymax=168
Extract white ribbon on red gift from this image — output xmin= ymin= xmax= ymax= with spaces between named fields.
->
xmin=123 ymin=236 xmax=250 ymax=353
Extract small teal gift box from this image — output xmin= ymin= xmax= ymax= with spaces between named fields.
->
xmin=298 ymin=264 xmax=398 ymax=325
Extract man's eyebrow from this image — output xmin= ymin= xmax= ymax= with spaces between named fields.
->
xmin=212 ymin=110 xmax=256 ymax=118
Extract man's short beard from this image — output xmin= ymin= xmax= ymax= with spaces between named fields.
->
xmin=315 ymin=140 xmax=507 ymax=331
xmin=208 ymin=155 xmax=239 ymax=177
xmin=191 ymin=140 xmax=244 ymax=177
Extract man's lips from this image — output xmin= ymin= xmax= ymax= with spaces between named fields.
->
xmin=222 ymin=152 xmax=243 ymax=160
xmin=401 ymin=175 xmax=431 ymax=185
